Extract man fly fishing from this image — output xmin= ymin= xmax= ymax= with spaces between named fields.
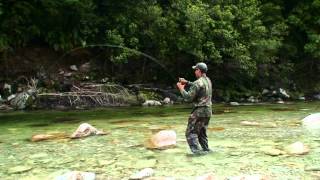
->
xmin=177 ymin=62 xmax=213 ymax=155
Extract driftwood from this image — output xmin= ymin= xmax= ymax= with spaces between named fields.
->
xmin=37 ymin=83 xmax=138 ymax=108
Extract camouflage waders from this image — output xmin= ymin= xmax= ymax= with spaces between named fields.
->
xmin=186 ymin=109 xmax=211 ymax=153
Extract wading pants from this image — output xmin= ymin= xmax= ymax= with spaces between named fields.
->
xmin=185 ymin=113 xmax=211 ymax=153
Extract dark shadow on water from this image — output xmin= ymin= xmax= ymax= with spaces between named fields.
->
xmin=269 ymin=107 xmax=298 ymax=111
xmin=52 ymin=117 xmax=81 ymax=123
xmin=109 ymin=119 xmax=142 ymax=124
xmin=28 ymin=123 xmax=50 ymax=127
xmin=213 ymin=109 xmax=237 ymax=115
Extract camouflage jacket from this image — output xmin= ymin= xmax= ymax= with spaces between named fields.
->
xmin=180 ymin=75 xmax=212 ymax=117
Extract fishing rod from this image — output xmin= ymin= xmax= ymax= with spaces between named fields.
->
xmin=57 ymin=43 xmax=177 ymax=82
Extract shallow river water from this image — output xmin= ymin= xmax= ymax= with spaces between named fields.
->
xmin=0 ymin=102 xmax=319 ymax=180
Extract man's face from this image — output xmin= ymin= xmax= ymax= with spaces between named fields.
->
xmin=194 ymin=68 xmax=201 ymax=78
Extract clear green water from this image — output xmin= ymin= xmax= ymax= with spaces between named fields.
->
xmin=0 ymin=102 xmax=319 ymax=180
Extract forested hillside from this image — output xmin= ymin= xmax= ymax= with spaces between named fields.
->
xmin=0 ymin=0 xmax=319 ymax=100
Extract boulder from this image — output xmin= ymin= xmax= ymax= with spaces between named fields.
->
xmin=285 ymin=141 xmax=309 ymax=155
xmin=79 ymin=62 xmax=91 ymax=73
xmin=129 ymin=168 xmax=154 ymax=180
xmin=302 ymin=113 xmax=320 ymax=130
xmin=10 ymin=88 xmax=37 ymax=110
xmin=314 ymin=94 xmax=320 ymax=100
xmin=230 ymin=102 xmax=240 ymax=106
xmin=71 ymin=123 xmax=107 ymax=139
xmin=247 ymin=96 xmax=258 ymax=103
xmin=147 ymin=130 xmax=177 ymax=149
xmin=4 ymin=83 xmax=12 ymax=94
xmin=142 ymin=100 xmax=162 ymax=106
xmin=261 ymin=89 xmax=269 ymax=95
xmin=70 ymin=65 xmax=78 ymax=71
xmin=279 ymin=88 xmax=290 ymax=98
xmin=162 ymin=97 xmax=171 ymax=104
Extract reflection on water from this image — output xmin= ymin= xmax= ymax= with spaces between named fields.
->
xmin=0 ymin=102 xmax=319 ymax=179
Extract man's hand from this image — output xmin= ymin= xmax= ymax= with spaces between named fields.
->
xmin=176 ymin=82 xmax=185 ymax=90
xmin=179 ymin=77 xmax=188 ymax=85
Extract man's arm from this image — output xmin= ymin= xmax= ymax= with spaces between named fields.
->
xmin=179 ymin=78 xmax=194 ymax=86
xmin=177 ymin=81 xmax=199 ymax=102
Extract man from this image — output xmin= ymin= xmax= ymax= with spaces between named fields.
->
xmin=177 ymin=62 xmax=213 ymax=155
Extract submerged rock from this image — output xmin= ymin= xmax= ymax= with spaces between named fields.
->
xmin=146 ymin=130 xmax=177 ymax=149
xmin=71 ymin=123 xmax=107 ymax=139
xmin=129 ymin=168 xmax=154 ymax=180
xmin=145 ymin=177 xmax=175 ymax=180
xmin=31 ymin=133 xmax=69 ymax=142
xmin=240 ymin=121 xmax=260 ymax=126
xmin=55 ymin=171 xmax=95 ymax=180
xmin=8 ymin=166 xmax=32 ymax=174
xmin=285 ymin=141 xmax=310 ymax=155
xmin=195 ymin=173 xmax=216 ymax=180
xmin=227 ymin=174 xmax=269 ymax=180
xmin=262 ymin=147 xmax=286 ymax=156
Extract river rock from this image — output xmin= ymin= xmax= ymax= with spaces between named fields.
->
xmin=0 ymin=104 xmax=13 ymax=111
xmin=64 ymin=72 xmax=72 ymax=77
xmin=9 ymin=88 xmax=37 ymax=110
xmin=129 ymin=168 xmax=154 ymax=180
xmin=162 ymin=97 xmax=171 ymax=104
xmin=142 ymin=100 xmax=162 ymax=106
xmin=227 ymin=174 xmax=269 ymax=180
xmin=247 ymin=96 xmax=259 ymax=103
xmin=147 ymin=130 xmax=176 ymax=149
xmin=279 ymin=88 xmax=290 ymax=98
xmin=285 ymin=141 xmax=309 ymax=155
xmin=262 ymin=89 xmax=269 ymax=95
xmin=70 ymin=65 xmax=78 ymax=71
xmin=230 ymin=102 xmax=240 ymax=106
xmin=55 ymin=171 xmax=95 ymax=180
xmin=71 ymin=123 xmax=107 ymax=138
xmin=32 ymin=134 xmax=55 ymax=142
xmin=79 ymin=62 xmax=91 ymax=73
xmin=8 ymin=166 xmax=32 ymax=174
xmin=262 ymin=147 xmax=286 ymax=156
xmin=240 ymin=121 xmax=260 ymax=126
xmin=145 ymin=177 xmax=175 ymax=180
xmin=195 ymin=173 xmax=216 ymax=180
xmin=302 ymin=113 xmax=320 ymax=130
xmin=314 ymin=94 xmax=320 ymax=100
xmin=31 ymin=133 xmax=69 ymax=142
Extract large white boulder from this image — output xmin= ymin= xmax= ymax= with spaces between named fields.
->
xmin=71 ymin=123 xmax=106 ymax=138
xmin=302 ymin=113 xmax=320 ymax=130
xmin=147 ymin=130 xmax=177 ymax=149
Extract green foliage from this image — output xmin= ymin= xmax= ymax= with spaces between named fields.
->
xmin=1 ymin=0 xmax=319 ymax=96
